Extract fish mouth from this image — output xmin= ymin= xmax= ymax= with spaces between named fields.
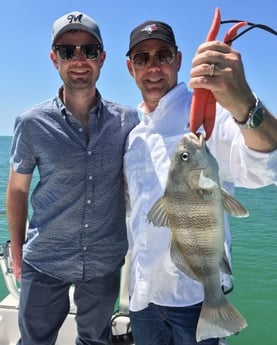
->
xmin=196 ymin=133 xmax=209 ymax=152
xmin=187 ymin=132 xmax=205 ymax=148
xmin=199 ymin=134 xmax=205 ymax=147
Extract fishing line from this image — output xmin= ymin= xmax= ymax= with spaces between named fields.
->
xmin=221 ymin=19 xmax=277 ymax=44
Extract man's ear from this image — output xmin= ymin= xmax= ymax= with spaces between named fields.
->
xmin=50 ymin=51 xmax=58 ymax=69
xmin=99 ymin=51 xmax=106 ymax=68
xmin=126 ymin=59 xmax=134 ymax=77
xmin=176 ymin=51 xmax=182 ymax=72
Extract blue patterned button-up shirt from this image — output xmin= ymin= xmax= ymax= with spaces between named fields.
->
xmin=10 ymin=90 xmax=139 ymax=281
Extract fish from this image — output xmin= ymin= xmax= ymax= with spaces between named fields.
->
xmin=147 ymin=132 xmax=248 ymax=342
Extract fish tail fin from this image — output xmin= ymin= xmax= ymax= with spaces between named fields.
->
xmin=196 ymin=297 xmax=247 ymax=342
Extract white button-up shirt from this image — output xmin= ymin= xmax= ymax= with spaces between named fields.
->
xmin=124 ymin=82 xmax=276 ymax=312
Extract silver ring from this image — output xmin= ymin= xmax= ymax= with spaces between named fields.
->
xmin=209 ymin=63 xmax=216 ymax=77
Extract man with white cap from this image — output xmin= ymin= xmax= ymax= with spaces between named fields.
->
xmin=6 ymin=11 xmax=138 ymax=345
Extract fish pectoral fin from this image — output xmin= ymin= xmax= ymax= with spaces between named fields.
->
xmin=170 ymin=239 xmax=200 ymax=282
xmin=220 ymin=251 xmax=232 ymax=276
xmin=221 ymin=189 xmax=249 ymax=218
xmin=147 ymin=197 xmax=170 ymax=227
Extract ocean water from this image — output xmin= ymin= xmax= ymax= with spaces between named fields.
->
xmin=0 ymin=136 xmax=276 ymax=344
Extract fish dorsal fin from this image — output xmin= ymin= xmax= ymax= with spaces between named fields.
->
xmin=220 ymin=251 xmax=233 ymax=276
xmin=221 ymin=189 xmax=249 ymax=218
xmin=147 ymin=197 xmax=170 ymax=227
xmin=170 ymin=239 xmax=200 ymax=282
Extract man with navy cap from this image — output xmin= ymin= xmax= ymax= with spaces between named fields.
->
xmin=6 ymin=11 xmax=138 ymax=345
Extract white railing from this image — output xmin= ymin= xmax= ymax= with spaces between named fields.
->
xmin=0 ymin=241 xmax=20 ymax=300
xmin=0 ymin=209 xmax=20 ymax=300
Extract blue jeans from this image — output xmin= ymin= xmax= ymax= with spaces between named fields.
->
xmin=129 ymin=303 xmax=219 ymax=345
xmin=17 ymin=261 xmax=120 ymax=345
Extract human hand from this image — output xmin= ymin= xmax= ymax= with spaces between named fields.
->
xmin=189 ymin=40 xmax=256 ymax=122
xmin=11 ymin=245 xmax=22 ymax=282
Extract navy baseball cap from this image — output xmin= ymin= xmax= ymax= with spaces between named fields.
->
xmin=126 ymin=20 xmax=177 ymax=56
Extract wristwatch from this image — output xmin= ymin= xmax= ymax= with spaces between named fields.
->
xmin=234 ymin=95 xmax=265 ymax=129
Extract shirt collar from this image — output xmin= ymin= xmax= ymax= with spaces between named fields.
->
xmin=55 ymin=86 xmax=103 ymax=118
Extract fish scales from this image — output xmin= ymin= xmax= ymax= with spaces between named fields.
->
xmin=147 ymin=132 xmax=248 ymax=342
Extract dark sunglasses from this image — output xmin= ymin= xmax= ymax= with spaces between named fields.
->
xmin=130 ymin=49 xmax=176 ymax=69
xmin=53 ymin=44 xmax=102 ymax=61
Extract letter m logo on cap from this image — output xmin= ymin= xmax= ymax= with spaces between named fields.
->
xmin=67 ymin=14 xmax=83 ymax=24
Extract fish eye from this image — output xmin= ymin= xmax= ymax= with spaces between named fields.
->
xmin=181 ymin=152 xmax=189 ymax=161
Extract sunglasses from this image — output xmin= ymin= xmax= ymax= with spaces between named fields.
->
xmin=130 ymin=49 xmax=176 ymax=69
xmin=53 ymin=44 xmax=102 ymax=61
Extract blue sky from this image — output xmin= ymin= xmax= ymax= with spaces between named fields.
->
xmin=1 ymin=0 xmax=276 ymax=135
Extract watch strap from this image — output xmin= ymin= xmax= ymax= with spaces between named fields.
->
xmin=233 ymin=94 xmax=265 ymax=129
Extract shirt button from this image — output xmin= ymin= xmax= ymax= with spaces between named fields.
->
xmin=79 ymin=127 xmax=83 ymax=132
xmin=89 ymin=176 xmax=93 ymax=180
xmin=84 ymin=224 xmax=89 ymax=228
xmin=83 ymin=246 xmax=87 ymax=251
xmin=87 ymin=200 xmax=91 ymax=204
xmin=87 ymin=151 xmax=92 ymax=155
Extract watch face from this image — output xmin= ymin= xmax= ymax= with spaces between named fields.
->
xmin=250 ymin=107 xmax=264 ymax=128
